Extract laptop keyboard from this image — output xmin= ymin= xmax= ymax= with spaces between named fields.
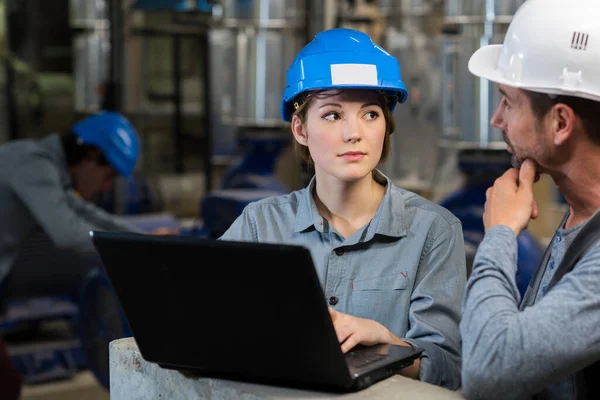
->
xmin=345 ymin=351 xmax=388 ymax=369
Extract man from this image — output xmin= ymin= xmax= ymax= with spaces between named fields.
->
xmin=0 ymin=111 xmax=147 ymax=300
xmin=460 ymin=0 xmax=600 ymax=399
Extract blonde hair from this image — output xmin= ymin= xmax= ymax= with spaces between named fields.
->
xmin=291 ymin=90 xmax=395 ymax=167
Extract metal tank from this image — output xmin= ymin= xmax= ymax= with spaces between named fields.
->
xmin=378 ymin=0 xmax=443 ymax=20
xmin=70 ymin=0 xmax=109 ymax=28
xmin=445 ymin=0 xmax=523 ymax=22
xmin=214 ymin=0 xmax=306 ymax=129
xmin=200 ymin=0 xmax=308 ymax=237
xmin=70 ymin=0 xmax=111 ymax=112
xmin=440 ymin=0 xmax=526 ymax=149
xmin=378 ymin=0 xmax=446 ymax=193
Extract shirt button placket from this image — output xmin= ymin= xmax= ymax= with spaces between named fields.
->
xmin=326 ymin=247 xmax=345 ymax=308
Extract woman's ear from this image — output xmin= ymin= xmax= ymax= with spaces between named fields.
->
xmin=291 ymin=114 xmax=308 ymax=146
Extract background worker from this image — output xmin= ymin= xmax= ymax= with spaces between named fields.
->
xmin=0 ymin=111 xmax=156 ymax=301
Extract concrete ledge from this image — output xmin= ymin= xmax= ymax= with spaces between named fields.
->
xmin=110 ymin=337 xmax=465 ymax=400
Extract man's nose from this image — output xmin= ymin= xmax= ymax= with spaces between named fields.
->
xmin=490 ymin=104 xmax=504 ymax=129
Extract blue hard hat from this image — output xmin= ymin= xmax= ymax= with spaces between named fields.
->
xmin=281 ymin=28 xmax=408 ymax=122
xmin=72 ymin=111 xmax=140 ymax=177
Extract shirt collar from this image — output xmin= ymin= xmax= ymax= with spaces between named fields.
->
xmin=293 ymin=170 xmax=408 ymax=240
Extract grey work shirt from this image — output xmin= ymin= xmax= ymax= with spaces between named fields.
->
xmin=461 ymin=221 xmax=600 ymax=400
xmin=0 ymin=134 xmax=140 ymax=285
xmin=220 ymin=171 xmax=467 ymax=389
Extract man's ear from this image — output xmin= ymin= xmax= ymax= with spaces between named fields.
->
xmin=291 ymin=114 xmax=308 ymax=146
xmin=552 ymin=103 xmax=576 ymax=146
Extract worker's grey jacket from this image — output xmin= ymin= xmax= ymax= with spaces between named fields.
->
xmin=0 ymin=134 xmax=138 ymax=286
xmin=461 ymin=221 xmax=600 ymax=400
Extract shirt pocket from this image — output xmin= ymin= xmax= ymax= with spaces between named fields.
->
xmin=349 ymin=273 xmax=409 ymax=331
xmin=352 ymin=273 xmax=408 ymax=291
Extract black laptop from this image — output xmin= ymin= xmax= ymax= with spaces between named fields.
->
xmin=90 ymin=230 xmax=423 ymax=392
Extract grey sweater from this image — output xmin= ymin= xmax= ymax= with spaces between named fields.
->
xmin=460 ymin=224 xmax=600 ymax=400
xmin=0 ymin=134 xmax=140 ymax=285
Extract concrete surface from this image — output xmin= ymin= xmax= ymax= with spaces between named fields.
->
xmin=110 ymin=337 xmax=465 ymax=400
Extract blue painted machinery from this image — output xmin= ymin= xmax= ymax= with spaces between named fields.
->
xmin=201 ymin=135 xmax=290 ymax=238
xmin=75 ymin=212 xmax=204 ymax=389
xmin=0 ymin=230 xmax=97 ymax=386
xmin=218 ymin=137 xmax=289 ymax=193
xmin=0 ymin=212 xmax=196 ymax=389
xmin=75 ymin=268 xmax=131 ymax=389
xmin=0 ymin=296 xmax=87 ymax=384
xmin=0 ymin=235 xmax=130 ymax=390
xmin=131 ymin=0 xmax=216 ymax=12
xmin=438 ymin=148 xmax=544 ymax=297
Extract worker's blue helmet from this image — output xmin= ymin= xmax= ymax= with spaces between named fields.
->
xmin=72 ymin=111 xmax=140 ymax=177
xmin=281 ymin=28 xmax=408 ymax=122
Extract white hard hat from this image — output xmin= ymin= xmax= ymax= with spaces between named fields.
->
xmin=468 ymin=0 xmax=600 ymax=102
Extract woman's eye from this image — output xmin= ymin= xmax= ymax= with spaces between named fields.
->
xmin=364 ymin=111 xmax=380 ymax=120
xmin=323 ymin=112 xmax=340 ymax=121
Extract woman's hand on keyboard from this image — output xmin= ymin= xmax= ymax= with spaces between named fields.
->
xmin=328 ymin=307 xmax=392 ymax=353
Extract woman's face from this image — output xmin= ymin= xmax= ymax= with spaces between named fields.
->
xmin=291 ymin=89 xmax=387 ymax=183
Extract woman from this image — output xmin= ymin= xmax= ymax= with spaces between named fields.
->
xmin=220 ymin=28 xmax=466 ymax=390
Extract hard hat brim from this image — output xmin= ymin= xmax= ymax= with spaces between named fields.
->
xmin=468 ymin=44 xmax=507 ymax=85
xmin=469 ymin=44 xmax=600 ymax=102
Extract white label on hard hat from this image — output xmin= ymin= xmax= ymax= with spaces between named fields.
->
xmin=331 ymin=64 xmax=378 ymax=86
